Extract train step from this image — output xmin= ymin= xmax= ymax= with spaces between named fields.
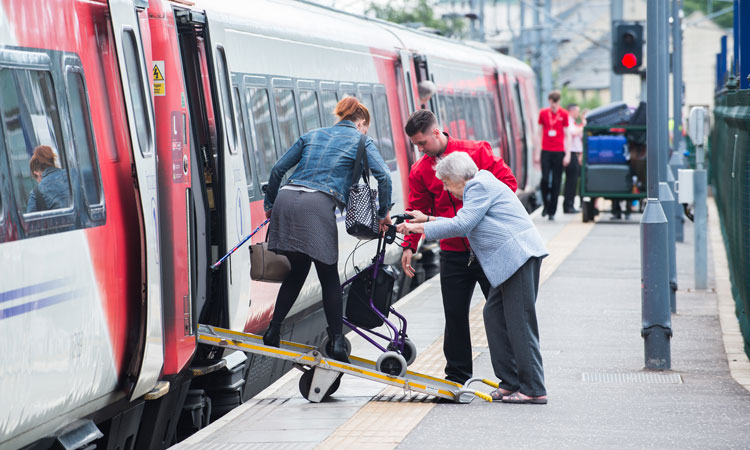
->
xmin=196 ymin=324 xmax=496 ymax=404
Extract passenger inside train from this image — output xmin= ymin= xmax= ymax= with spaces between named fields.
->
xmin=26 ymin=145 xmax=70 ymax=213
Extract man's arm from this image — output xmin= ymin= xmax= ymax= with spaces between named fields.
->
xmin=402 ymin=168 xmax=432 ymax=252
xmin=475 ymin=141 xmax=518 ymax=192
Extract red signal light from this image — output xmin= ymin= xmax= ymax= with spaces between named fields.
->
xmin=621 ymin=53 xmax=637 ymax=69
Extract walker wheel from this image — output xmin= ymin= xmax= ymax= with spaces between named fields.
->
xmin=299 ymin=369 xmax=342 ymax=402
xmin=387 ymin=339 xmax=417 ymax=366
xmin=320 ymin=335 xmax=352 ymax=359
xmin=376 ymin=351 xmax=407 ymax=377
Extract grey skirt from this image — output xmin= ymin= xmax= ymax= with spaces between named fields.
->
xmin=267 ymin=189 xmax=339 ymax=265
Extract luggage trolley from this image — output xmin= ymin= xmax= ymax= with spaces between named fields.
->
xmin=580 ymin=124 xmax=647 ymax=222
xmin=206 ymin=215 xmax=497 ymax=403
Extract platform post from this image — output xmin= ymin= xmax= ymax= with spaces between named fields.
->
xmin=641 ymin=0 xmax=672 ymax=370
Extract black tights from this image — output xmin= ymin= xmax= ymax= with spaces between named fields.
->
xmin=270 ymin=252 xmax=343 ymax=335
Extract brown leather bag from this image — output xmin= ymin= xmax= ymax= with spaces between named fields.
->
xmin=249 ymin=234 xmax=291 ymax=282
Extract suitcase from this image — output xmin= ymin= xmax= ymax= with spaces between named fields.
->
xmin=585 ymin=101 xmax=632 ymax=126
xmin=586 ymin=164 xmax=633 ymax=193
xmin=587 ymin=135 xmax=628 ymax=164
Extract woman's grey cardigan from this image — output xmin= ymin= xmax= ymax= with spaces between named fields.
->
xmin=424 ymin=170 xmax=548 ymax=288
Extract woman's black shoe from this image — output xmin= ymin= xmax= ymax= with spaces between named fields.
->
xmin=329 ymin=333 xmax=350 ymax=363
xmin=262 ymin=322 xmax=282 ymax=347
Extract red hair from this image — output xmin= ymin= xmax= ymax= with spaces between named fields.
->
xmin=29 ymin=145 xmax=57 ymax=173
xmin=334 ymin=96 xmax=370 ymax=125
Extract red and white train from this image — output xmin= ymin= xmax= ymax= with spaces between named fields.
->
xmin=0 ymin=0 xmax=541 ymax=448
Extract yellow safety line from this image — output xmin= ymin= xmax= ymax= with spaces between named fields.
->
xmin=317 ymin=218 xmax=595 ymax=450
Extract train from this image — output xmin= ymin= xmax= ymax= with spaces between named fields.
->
xmin=0 ymin=0 xmax=541 ymax=448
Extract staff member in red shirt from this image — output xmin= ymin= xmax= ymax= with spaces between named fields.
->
xmin=535 ymin=90 xmax=570 ymax=220
xmin=402 ymin=110 xmax=517 ymax=384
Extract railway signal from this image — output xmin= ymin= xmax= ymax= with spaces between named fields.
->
xmin=613 ymin=23 xmax=644 ymax=74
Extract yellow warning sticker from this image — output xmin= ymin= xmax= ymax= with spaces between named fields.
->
xmin=153 ymin=62 xmax=165 ymax=81
xmin=152 ymin=61 xmax=165 ymax=97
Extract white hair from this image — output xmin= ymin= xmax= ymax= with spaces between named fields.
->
xmin=418 ymin=80 xmax=437 ymax=101
xmin=434 ymin=151 xmax=478 ymax=182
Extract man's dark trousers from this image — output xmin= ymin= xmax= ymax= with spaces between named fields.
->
xmin=563 ymin=153 xmax=581 ymax=212
xmin=439 ymin=250 xmax=491 ymax=384
xmin=541 ymin=150 xmax=564 ymax=216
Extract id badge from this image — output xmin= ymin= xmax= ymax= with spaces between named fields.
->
xmin=548 ymin=129 xmax=557 ymax=137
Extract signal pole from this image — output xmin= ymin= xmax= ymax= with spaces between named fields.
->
xmin=670 ymin=0 xmax=686 ymax=243
xmin=641 ymin=0 xmax=672 ymax=370
xmin=611 ymin=0 xmax=623 ymax=101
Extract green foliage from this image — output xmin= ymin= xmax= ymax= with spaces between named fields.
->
xmin=367 ymin=0 xmax=467 ymax=38
xmin=683 ymin=0 xmax=733 ymax=29
xmin=560 ymin=86 xmax=602 ymax=112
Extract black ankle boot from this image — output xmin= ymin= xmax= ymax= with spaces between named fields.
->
xmin=262 ymin=322 xmax=282 ymax=347
xmin=329 ymin=333 xmax=350 ymax=363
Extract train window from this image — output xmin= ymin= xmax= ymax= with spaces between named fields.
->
xmin=374 ymin=94 xmax=396 ymax=162
xmin=445 ymin=96 xmax=457 ymax=137
xmin=65 ymin=69 xmax=103 ymax=210
xmin=485 ymin=96 xmax=501 ymax=149
xmin=273 ymin=88 xmax=300 ymax=152
xmin=247 ymin=87 xmax=276 ymax=182
xmin=216 ymin=48 xmax=237 ymax=154
xmin=319 ymin=91 xmax=338 ymax=127
xmin=299 ymin=90 xmax=321 ymax=133
xmin=122 ymin=30 xmax=152 ymax=156
xmin=233 ymin=87 xmax=253 ymax=190
xmin=436 ymin=93 xmax=449 ymax=131
xmin=465 ymin=96 xmax=478 ymax=140
xmin=455 ymin=95 xmax=467 ymax=139
xmin=359 ymin=94 xmax=379 ymax=143
xmin=0 ymin=67 xmax=73 ymax=216
xmin=511 ymin=82 xmax=526 ymax=143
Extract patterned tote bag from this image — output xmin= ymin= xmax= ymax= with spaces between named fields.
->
xmin=345 ymin=135 xmax=380 ymax=240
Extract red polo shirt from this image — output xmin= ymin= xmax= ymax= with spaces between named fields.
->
xmin=403 ymin=134 xmax=517 ymax=253
xmin=538 ymin=107 xmax=569 ymax=151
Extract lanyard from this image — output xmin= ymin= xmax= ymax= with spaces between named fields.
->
xmin=547 ymin=109 xmax=562 ymax=128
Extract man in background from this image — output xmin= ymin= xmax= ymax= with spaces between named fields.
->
xmin=563 ymin=103 xmax=584 ymax=214
xmin=535 ymin=91 xmax=569 ymax=220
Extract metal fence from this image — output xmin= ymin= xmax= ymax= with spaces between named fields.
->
xmin=711 ymin=87 xmax=750 ymax=358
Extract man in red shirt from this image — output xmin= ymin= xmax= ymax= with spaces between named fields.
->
xmin=535 ymin=90 xmax=570 ymax=220
xmin=402 ymin=110 xmax=517 ymax=384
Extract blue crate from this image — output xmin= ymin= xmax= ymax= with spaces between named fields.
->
xmin=587 ymin=135 xmax=628 ymax=164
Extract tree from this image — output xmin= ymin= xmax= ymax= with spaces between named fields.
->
xmin=683 ymin=0 xmax=733 ymax=29
xmin=367 ymin=0 xmax=467 ymax=38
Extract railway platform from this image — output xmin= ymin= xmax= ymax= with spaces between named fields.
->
xmin=170 ymin=198 xmax=750 ymax=450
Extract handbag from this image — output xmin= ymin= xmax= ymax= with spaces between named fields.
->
xmin=345 ymin=135 xmax=380 ymax=240
xmin=249 ymin=231 xmax=291 ymax=283
xmin=345 ymin=264 xmax=397 ymax=329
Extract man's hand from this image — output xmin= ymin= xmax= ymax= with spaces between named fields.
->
xmin=265 ymin=209 xmax=272 ymax=219
xmin=379 ymin=214 xmax=392 ymax=233
xmin=401 ymin=249 xmax=415 ymax=278
xmin=563 ymin=152 xmax=571 ymax=167
xmin=405 ymin=210 xmax=428 ymax=223
xmin=534 ymin=152 xmax=541 ymax=165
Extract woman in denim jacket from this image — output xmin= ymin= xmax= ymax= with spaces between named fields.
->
xmin=262 ymin=97 xmax=392 ymax=362
xmin=26 ymin=145 xmax=71 ymax=213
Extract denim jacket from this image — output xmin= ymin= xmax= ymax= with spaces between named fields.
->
xmin=26 ymin=167 xmax=71 ymax=213
xmin=264 ymin=121 xmax=392 ymax=218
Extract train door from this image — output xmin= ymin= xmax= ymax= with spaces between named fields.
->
xmin=396 ymin=50 xmax=418 ymax=166
xmin=106 ymin=0 xmax=163 ymax=400
xmin=414 ymin=53 xmax=437 ymax=113
xmin=494 ymin=72 xmax=515 ymax=168
xmin=174 ymin=9 xmax=251 ymax=334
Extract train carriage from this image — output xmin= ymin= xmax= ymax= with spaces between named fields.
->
xmin=0 ymin=1 xmax=540 ymax=449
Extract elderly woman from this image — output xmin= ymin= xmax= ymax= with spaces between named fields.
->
xmin=398 ymin=151 xmax=549 ymax=404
